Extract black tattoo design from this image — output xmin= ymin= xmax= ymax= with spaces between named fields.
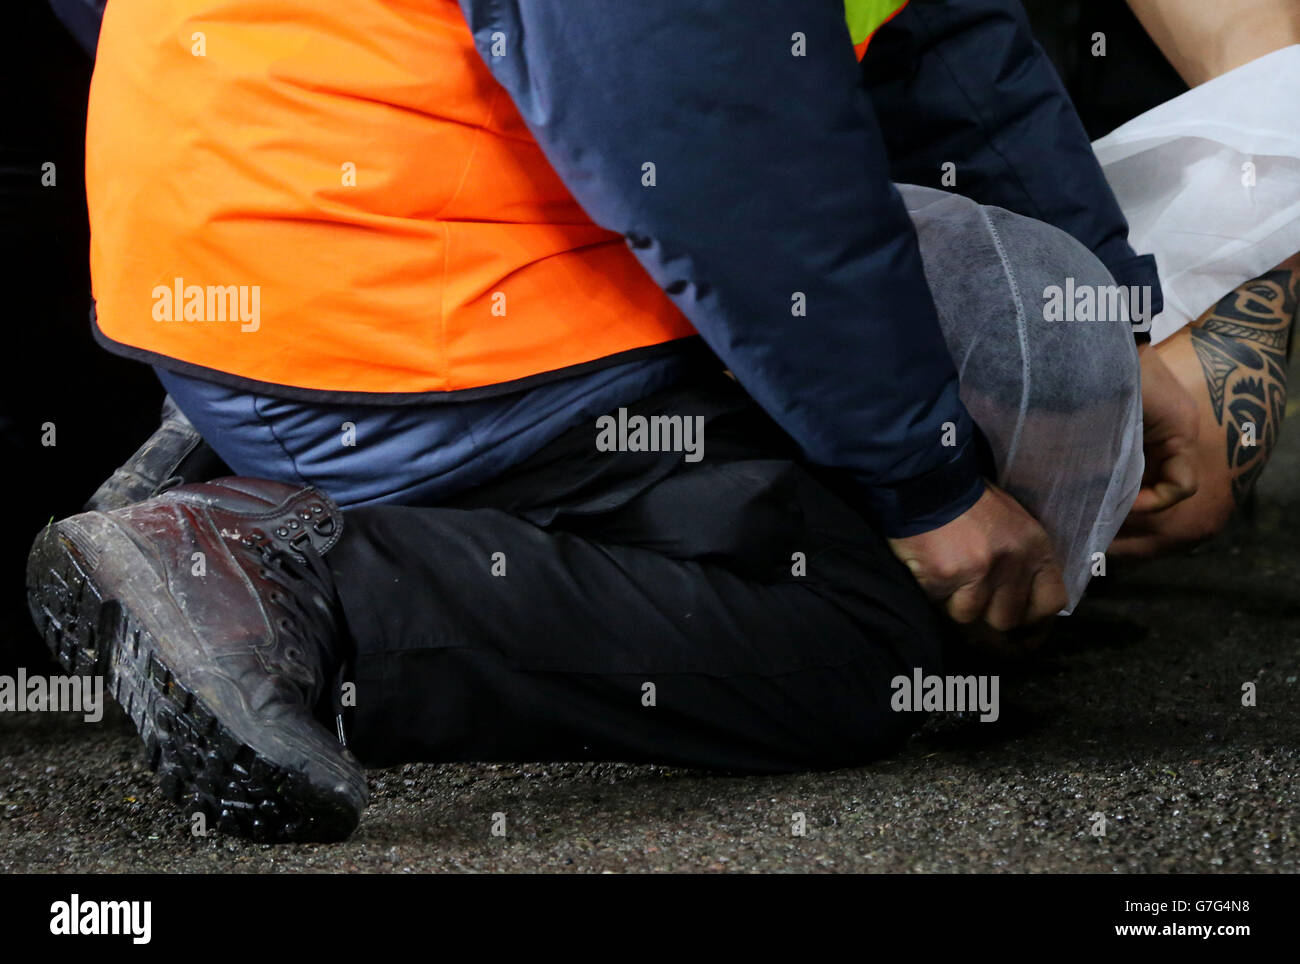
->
xmin=1190 ymin=268 xmax=1298 ymax=504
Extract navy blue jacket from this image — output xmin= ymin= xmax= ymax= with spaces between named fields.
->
xmin=56 ymin=0 xmax=1159 ymax=536
xmin=47 ymin=0 xmax=102 ymax=54
xmin=458 ymin=0 xmax=1159 ymax=536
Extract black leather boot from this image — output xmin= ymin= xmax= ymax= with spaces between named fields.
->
xmin=26 ymin=478 xmax=368 ymax=842
xmin=84 ymin=395 xmax=228 ymax=512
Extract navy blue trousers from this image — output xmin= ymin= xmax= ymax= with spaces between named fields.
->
xmin=311 ymin=374 xmax=944 ymax=771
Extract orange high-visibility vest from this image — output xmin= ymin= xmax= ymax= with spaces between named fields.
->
xmin=87 ymin=1 xmax=907 ymax=398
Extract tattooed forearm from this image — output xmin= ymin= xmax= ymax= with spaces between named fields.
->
xmin=1189 ymin=266 xmax=1299 ymax=504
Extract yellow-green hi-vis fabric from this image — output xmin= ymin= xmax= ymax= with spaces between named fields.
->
xmin=845 ymin=0 xmax=910 ymax=58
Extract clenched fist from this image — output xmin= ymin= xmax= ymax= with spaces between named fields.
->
xmin=888 ymin=483 xmax=1067 ymax=633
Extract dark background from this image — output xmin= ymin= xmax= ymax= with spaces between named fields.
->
xmin=3 ymin=1 xmax=161 ymax=675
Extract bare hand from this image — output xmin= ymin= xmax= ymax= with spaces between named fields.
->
xmin=1128 ymin=343 xmax=1200 ymax=515
xmin=888 ymin=483 xmax=1067 ymax=634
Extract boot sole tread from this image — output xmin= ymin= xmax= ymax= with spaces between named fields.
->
xmin=26 ymin=523 xmax=362 ymax=843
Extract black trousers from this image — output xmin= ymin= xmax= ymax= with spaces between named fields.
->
xmin=328 ymin=373 xmax=947 ymax=772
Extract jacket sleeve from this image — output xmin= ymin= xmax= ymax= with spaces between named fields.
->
xmin=46 ymin=0 xmax=105 ymax=56
xmin=862 ymin=0 xmax=1163 ymax=320
xmin=458 ymin=0 xmax=985 ymax=536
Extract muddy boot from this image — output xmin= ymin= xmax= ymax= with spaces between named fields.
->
xmin=85 ymin=395 xmax=228 ymax=512
xmin=27 ymin=478 xmax=367 ymax=842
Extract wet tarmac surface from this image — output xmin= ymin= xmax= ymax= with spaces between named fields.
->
xmin=4 ymin=397 xmax=1298 ymax=874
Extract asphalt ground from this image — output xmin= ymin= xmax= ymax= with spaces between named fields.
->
xmin=3 ymin=376 xmax=1298 ymax=874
